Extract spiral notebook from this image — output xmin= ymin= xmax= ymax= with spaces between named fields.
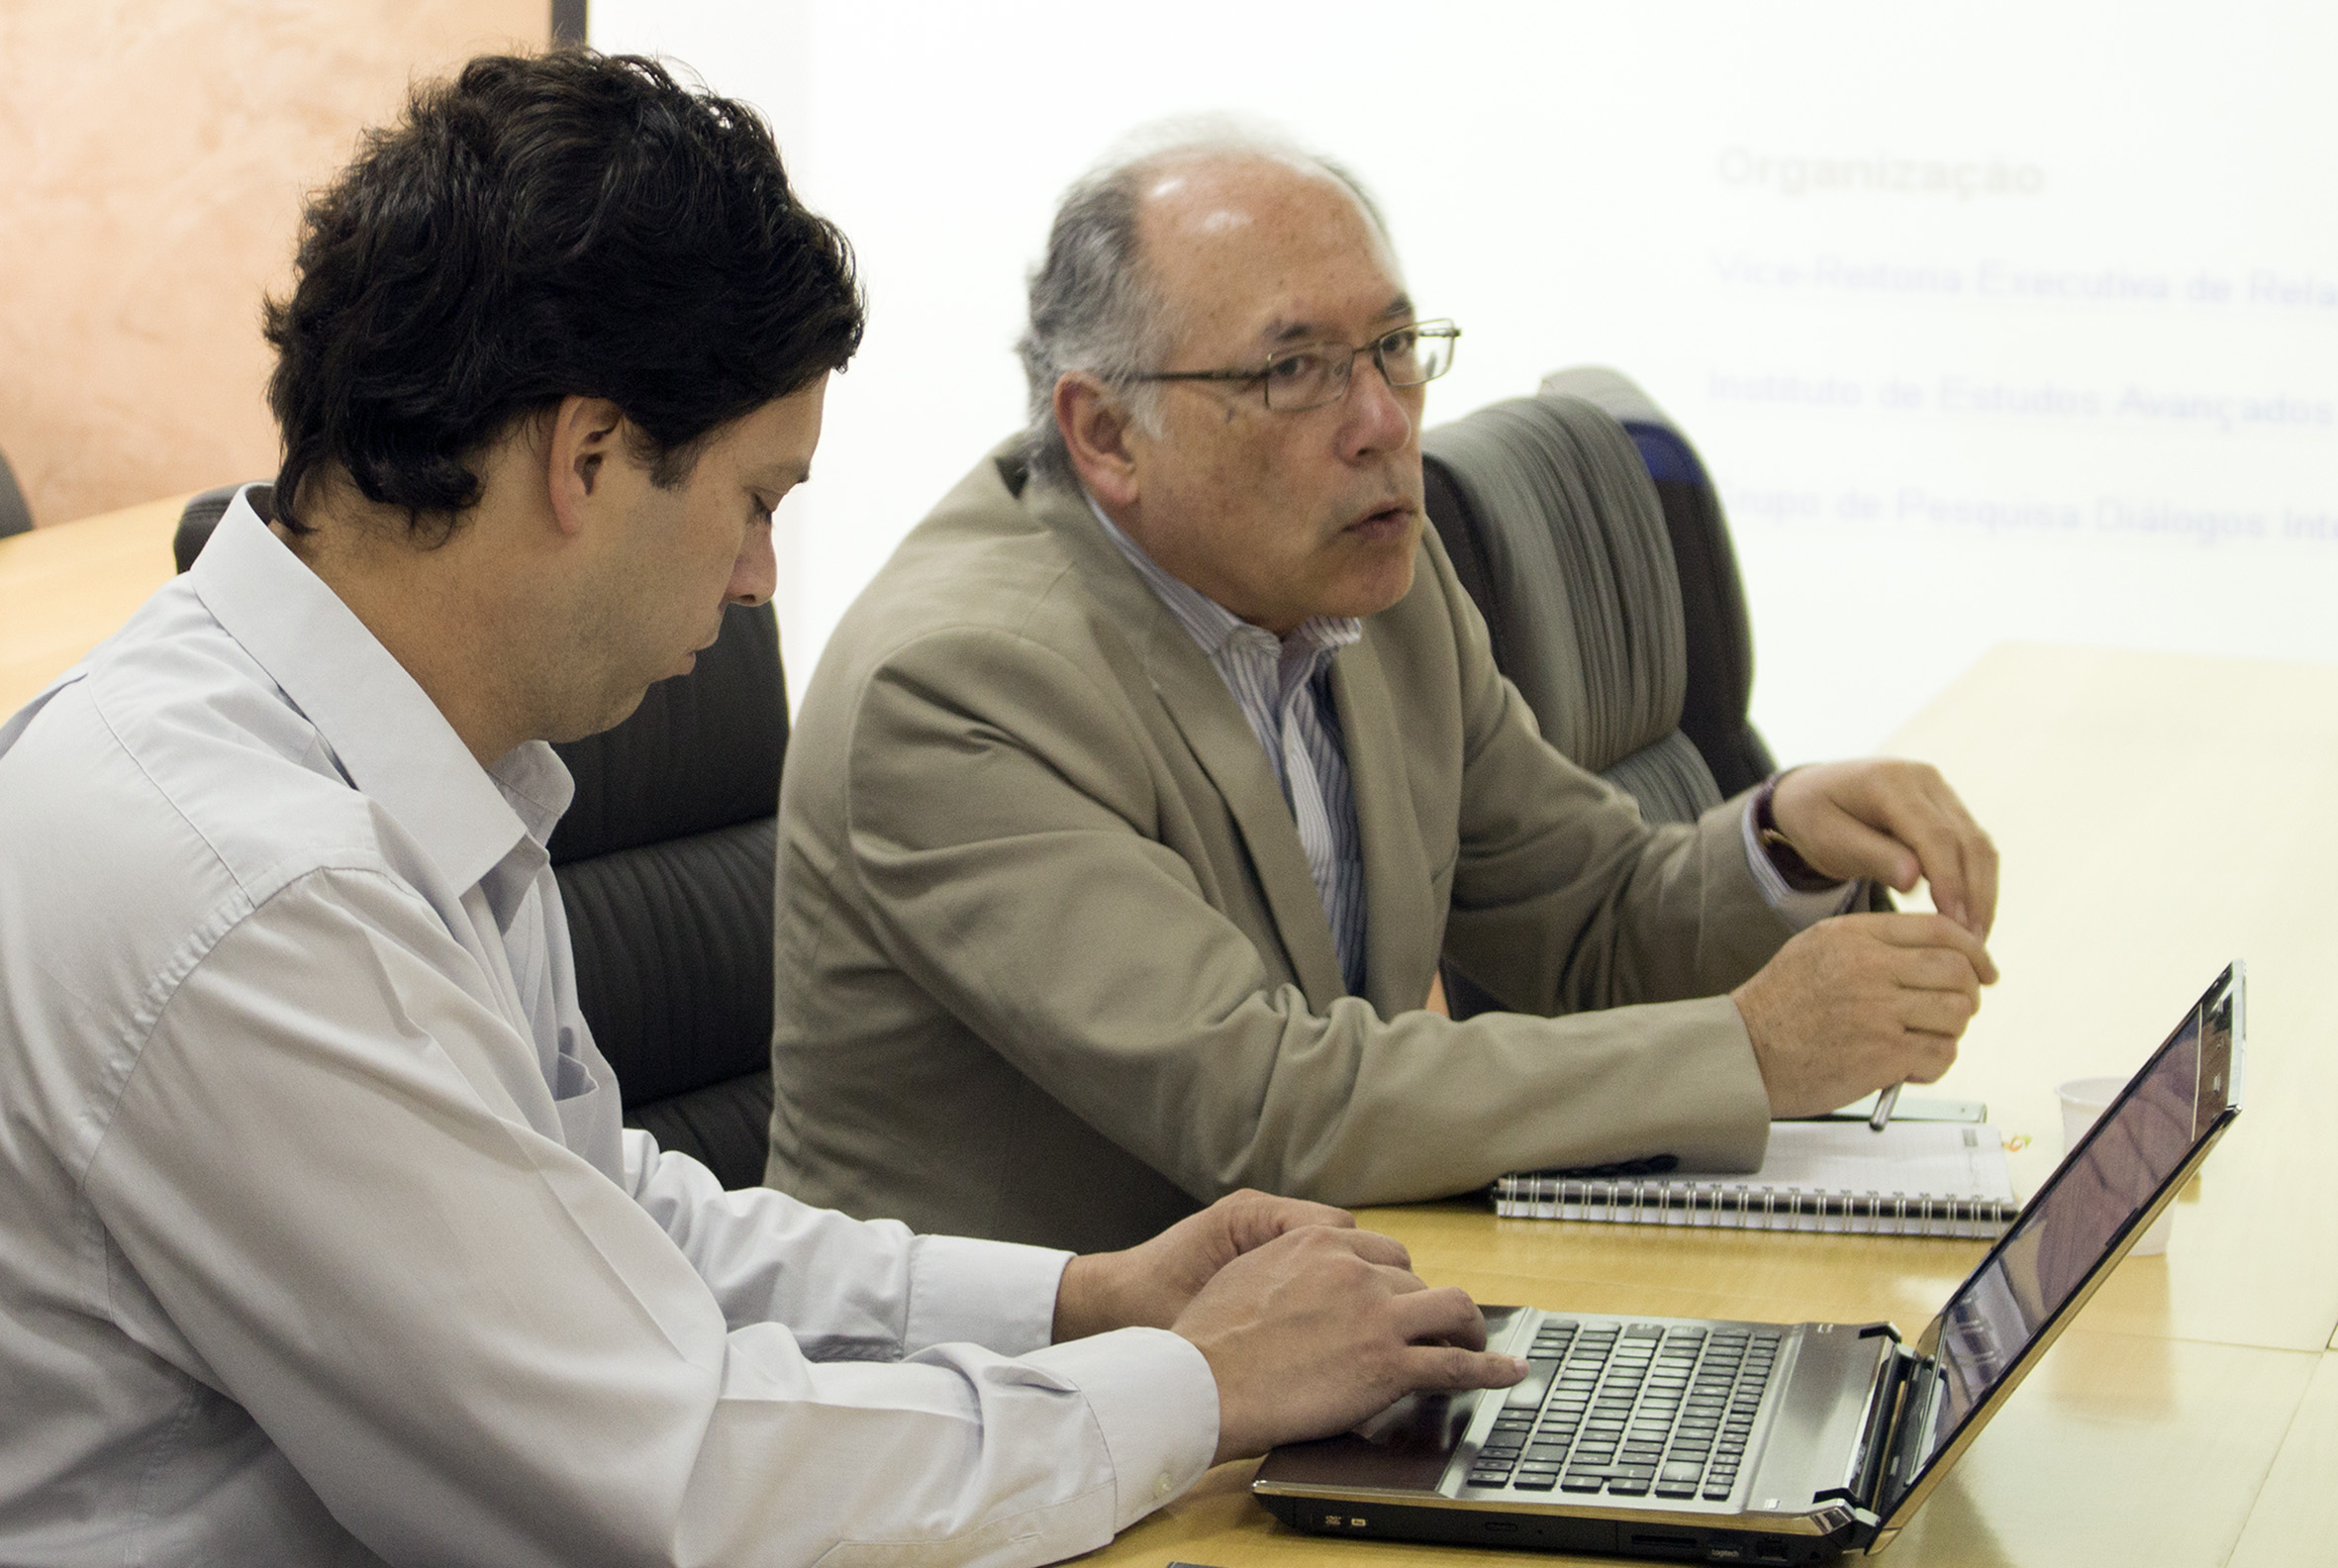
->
xmin=1492 ymin=1121 xmax=2021 ymax=1238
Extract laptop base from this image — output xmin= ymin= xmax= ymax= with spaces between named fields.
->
xmin=1255 ymin=1493 xmax=1843 ymax=1564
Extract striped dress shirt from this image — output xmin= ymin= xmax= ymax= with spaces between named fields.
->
xmin=1087 ymin=498 xmax=1370 ymax=993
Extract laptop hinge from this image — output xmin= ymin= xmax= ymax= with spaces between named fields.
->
xmin=1836 ymin=1338 xmax=1919 ymax=1517
xmin=1867 ymin=1353 xmax=1941 ymax=1526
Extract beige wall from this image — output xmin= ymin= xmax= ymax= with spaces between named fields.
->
xmin=0 ymin=0 xmax=547 ymax=528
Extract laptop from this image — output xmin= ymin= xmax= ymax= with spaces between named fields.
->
xmin=1254 ymin=963 xmax=2244 ymax=1563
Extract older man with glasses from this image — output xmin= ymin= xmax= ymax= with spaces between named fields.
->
xmin=769 ymin=131 xmax=1999 ymax=1254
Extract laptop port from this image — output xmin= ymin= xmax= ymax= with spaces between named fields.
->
xmin=1626 ymin=1531 xmax=1700 ymax=1556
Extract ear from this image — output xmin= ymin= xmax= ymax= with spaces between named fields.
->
xmin=1054 ymin=373 xmax=1143 ymax=511
xmin=543 ymin=395 xmax=630 ymax=539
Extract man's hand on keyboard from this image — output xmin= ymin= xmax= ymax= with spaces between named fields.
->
xmin=1051 ymin=1188 xmax=1357 ymax=1341
xmin=1170 ymin=1224 xmax=1526 ymax=1466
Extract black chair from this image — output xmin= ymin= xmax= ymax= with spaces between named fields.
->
xmin=173 ymin=485 xmax=783 ymax=1188
xmin=0 ymin=444 xmax=33 ymax=539
xmin=1539 ymin=367 xmax=1775 ymax=797
xmin=1423 ymin=391 xmax=1728 ymax=824
xmin=1422 ymin=376 xmax=1882 ymax=1016
xmin=545 ymin=603 xmax=784 ymax=1189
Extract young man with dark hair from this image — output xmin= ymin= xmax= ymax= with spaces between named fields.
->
xmin=0 ymin=53 xmax=1518 ymax=1566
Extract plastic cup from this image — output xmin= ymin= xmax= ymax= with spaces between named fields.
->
xmin=2055 ymin=1075 xmax=2173 ymax=1256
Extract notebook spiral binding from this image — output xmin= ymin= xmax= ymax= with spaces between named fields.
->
xmin=1491 ymin=1175 xmax=2020 ymax=1239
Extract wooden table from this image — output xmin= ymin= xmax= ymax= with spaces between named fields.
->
xmin=0 ymin=493 xmax=187 ymax=717
xmin=1091 ymin=642 xmax=2338 ymax=1567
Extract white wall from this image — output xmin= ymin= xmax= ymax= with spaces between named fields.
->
xmin=595 ymin=0 xmax=2338 ymax=763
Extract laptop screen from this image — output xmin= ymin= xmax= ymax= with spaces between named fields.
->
xmin=1911 ymin=965 xmax=2240 ymax=1472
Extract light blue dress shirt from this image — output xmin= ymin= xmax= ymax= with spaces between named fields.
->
xmin=0 ymin=493 xmax=1215 ymax=1567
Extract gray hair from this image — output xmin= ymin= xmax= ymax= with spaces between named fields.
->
xmin=1015 ymin=120 xmax=1392 ymax=487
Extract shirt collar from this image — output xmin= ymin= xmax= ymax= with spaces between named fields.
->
xmin=188 ymin=491 xmax=573 ymax=896
xmin=1083 ymin=491 xmax=1362 ymax=660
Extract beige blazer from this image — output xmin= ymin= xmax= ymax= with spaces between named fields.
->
xmin=768 ymin=445 xmax=1796 ymax=1252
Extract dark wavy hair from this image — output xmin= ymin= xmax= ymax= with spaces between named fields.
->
xmin=264 ymin=50 xmax=863 ymax=538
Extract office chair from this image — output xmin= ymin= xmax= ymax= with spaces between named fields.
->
xmin=1422 ymin=391 xmax=1727 ymax=825
xmin=0 ymin=444 xmax=33 ymax=538
xmin=1538 ymin=367 xmax=1776 ymax=798
xmin=545 ymin=600 xmax=785 ymax=1189
xmin=1422 ymin=379 xmax=1800 ymax=1018
xmin=172 ymin=485 xmax=784 ymax=1188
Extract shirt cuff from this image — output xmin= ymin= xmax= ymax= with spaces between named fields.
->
xmin=1739 ymin=796 xmax=1860 ymax=930
xmin=1023 ymin=1326 xmax=1219 ymax=1531
xmin=906 ymin=1234 xmax=1073 ymax=1357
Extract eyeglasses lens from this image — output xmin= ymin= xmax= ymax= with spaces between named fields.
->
xmin=1260 ymin=324 xmax=1457 ymax=411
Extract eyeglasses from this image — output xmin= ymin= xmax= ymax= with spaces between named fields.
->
xmin=1131 ymin=319 xmax=1461 ymax=413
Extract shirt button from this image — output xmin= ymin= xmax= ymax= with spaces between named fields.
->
xmin=1154 ymin=1472 xmax=1174 ymax=1498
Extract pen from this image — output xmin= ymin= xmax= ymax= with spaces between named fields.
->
xmin=1868 ymin=1081 xmax=1904 ymax=1133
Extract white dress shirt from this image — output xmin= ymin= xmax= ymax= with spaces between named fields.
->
xmin=1083 ymin=495 xmax=1854 ymax=981
xmin=0 ymin=494 xmax=1217 ymax=1567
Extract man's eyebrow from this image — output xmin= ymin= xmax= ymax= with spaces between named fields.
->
xmin=751 ymin=462 xmax=814 ymax=490
xmin=1258 ymin=293 xmax=1416 ymax=347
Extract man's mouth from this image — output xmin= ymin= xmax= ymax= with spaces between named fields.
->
xmin=1344 ymin=500 xmax=1417 ymax=540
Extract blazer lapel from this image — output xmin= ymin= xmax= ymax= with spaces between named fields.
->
xmin=1145 ymin=636 xmax=1348 ymax=1006
xmin=1021 ymin=480 xmax=1348 ymax=1005
xmin=1330 ymin=636 xmax=1438 ymax=1020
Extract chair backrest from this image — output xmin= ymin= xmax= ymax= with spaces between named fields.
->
xmin=173 ymin=485 xmax=785 ymax=1188
xmin=0 ymin=445 xmax=33 ymax=539
xmin=547 ymin=602 xmax=785 ymax=1189
xmin=1538 ymin=367 xmax=1776 ymax=798
xmin=1422 ymin=393 xmax=1725 ymax=825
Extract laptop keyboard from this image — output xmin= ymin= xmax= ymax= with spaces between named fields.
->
xmin=1462 ymin=1321 xmax=1782 ymax=1503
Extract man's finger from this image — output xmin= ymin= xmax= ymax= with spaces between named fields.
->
xmin=1898 ymin=816 xmax=1978 ymax=932
xmin=1894 ymin=988 xmax=1977 ymax=1039
xmin=1326 ymin=1227 xmax=1413 ymax=1271
xmin=1869 ymin=912 xmax=1997 ymax=985
xmin=1898 ymin=1030 xmax=1959 ymax=1083
xmin=1811 ymin=808 xmax=1922 ymax=892
xmin=1386 ymin=1285 xmax=1493 ymax=1350
xmin=1220 ymin=1190 xmax=1354 ymax=1252
xmin=1944 ymin=796 xmax=2000 ymax=937
xmin=1889 ymin=943 xmax=1988 ymax=996
xmin=1366 ymin=1259 xmax=1435 ymax=1299
xmin=1401 ymin=1343 xmax=1528 ymax=1392
xmin=1900 ymin=774 xmax=1997 ymax=938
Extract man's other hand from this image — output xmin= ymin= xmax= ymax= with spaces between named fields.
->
xmin=1052 ymin=1189 xmax=1354 ymax=1342
xmin=1770 ymin=760 xmax=1998 ymax=938
xmin=1732 ymin=913 xmax=1997 ymax=1119
xmin=1169 ymin=1225 xmax=1526 ymax=1465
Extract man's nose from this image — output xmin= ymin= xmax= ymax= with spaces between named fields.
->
xmin=1339 ymin=351 xmax=1416 ymax=458
xmin=729 ymin=521 xmax=779 ymax=608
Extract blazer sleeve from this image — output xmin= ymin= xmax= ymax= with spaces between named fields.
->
xmin=837 ymin=612 xmax=1778 ymax=1212
xmin=1424 ymin=530 xmax=1801 ymax=1019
